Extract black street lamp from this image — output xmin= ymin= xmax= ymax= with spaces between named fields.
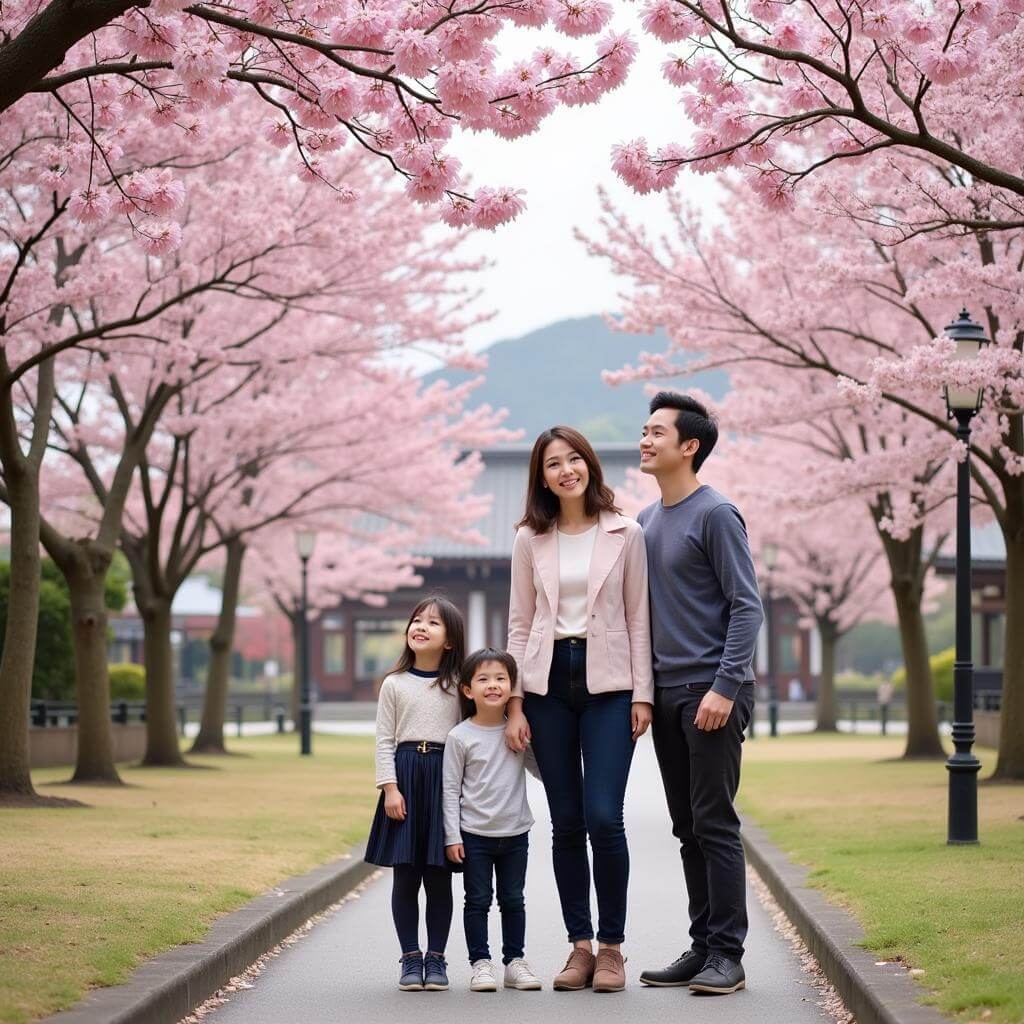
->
xmin=295 ymin=528 xmax=318 ymax=757
xmin=943 ymin=308 xmax=989 ymax=845
xmin=763 ymin=542 xmax=779 ymax=738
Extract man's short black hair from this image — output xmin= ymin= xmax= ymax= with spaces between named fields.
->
xmin=649 ymin=391 xmax=719 ymax=472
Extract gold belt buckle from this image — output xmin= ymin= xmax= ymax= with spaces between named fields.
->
xmin=417 ymin=741 xmax=429 ymax=754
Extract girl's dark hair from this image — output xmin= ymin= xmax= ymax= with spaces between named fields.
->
xmin=516 ymin=426 xmax=619 ymax=534
xmin=388 ymin=594 xmax=465 ymax=695
xmin=649 ymin=391 xmax=719 ymax=472
xmin=459 ymin=647 xmax=518 ymax=717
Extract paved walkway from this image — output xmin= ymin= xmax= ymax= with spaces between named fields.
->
xmin=203 ymin=739 xmax=834 ymax=1024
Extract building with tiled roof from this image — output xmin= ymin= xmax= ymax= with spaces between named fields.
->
xmin=310 ymin=444 xmax=817 ymax=701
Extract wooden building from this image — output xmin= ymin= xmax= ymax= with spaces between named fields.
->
xmin=935 ymin=521 xmax=1006 ymax=693
xmin=310 ymin=443 xmax=818 ymax=701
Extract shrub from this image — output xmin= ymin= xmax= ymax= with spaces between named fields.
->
xmin=890 ymin=646 xmax=954 ymax=704
xmin=109 ymin=662 xmax=145 ymax=701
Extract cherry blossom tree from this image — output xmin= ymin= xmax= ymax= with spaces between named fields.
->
xmin=4 ymin=97 xmax=497 ymax=790
xmin=582 ymin=173 xmax=974 ymax=757
xmin=113 ymin=367 xmax=504 ymax=763
xmin=1 ymin=108 xmax=307 ymax=795
xmin=2 ymin=0 xmax=637 ymax=234
xmin=617 ymin=1 xmax=1024 ymax=239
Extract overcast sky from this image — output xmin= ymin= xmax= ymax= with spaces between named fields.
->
xmin=445 ymin=16 xmax=723 ymax=350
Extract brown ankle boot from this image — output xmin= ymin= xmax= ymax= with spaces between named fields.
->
xmin=593 ymin=948 xmax=626 ymax=992
xmin=553 ymin=947 xmax=595 ymax=990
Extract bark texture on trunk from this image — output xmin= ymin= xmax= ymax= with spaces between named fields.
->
xmin=0 ymin=0 xmax=137 ymax=112
xmin=994 ymin=527 xmax=1024 ymax=779
xmin=65 ymin=551 xmax=120 ymax=783
xmin=191 ymin=540 xmax=245 ymax=754
xmin=0 ymin=466 xmax=42 ymax=796
xmin=0 ymin=351 xmax=57 ymax=799
xmin=141 ymin=597 xmax=185 ymax=767
xmin=880 ymin=529 xmax=944 ymax=759
xmin=815 ymin=619 xmax=839 ymax=732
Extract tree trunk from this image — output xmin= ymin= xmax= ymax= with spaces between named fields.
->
xmin=0 ymin=465 xmax=42 ymax=797
xmin=880 ymin=529 xmax=945 ymax=759
xmin=0 ymin=0 xmax=139 ymax=113
xmin=65 ymin=551 xmax=120 ymax=784
xmin=994 ymin=523 xmax=1024 ymax=779
xmin=191 ymin=540 xmax=245 ymax=754
xmin=815 ymin=619 xmax=839 ymax=732
xmin=141 ymin=598 xmax=185 ymax=766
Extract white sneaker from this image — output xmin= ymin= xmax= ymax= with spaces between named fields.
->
xmin=504 ymin=958 xmax=542 ymax=990
xmin=470 ymin=959 xmax=498 ymax=992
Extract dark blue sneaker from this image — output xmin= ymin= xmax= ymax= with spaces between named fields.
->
xmin=399 ymin=952 xmax=424 ymax=991
xmin=424 ymin=952 xmax=449 ymax=991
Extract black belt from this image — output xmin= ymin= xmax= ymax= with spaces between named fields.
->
xmin=554 ymin=637 xmax=587 ymax=647
xmin=398 ymin=740 xmax=445 ymax=754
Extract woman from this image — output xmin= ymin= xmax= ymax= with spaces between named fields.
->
xmin=505 ymin=426 xmax=653 ymax=993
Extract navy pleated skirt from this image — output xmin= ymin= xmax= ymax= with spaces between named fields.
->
xmin=365 ymin=743 xmax=456 ymax=870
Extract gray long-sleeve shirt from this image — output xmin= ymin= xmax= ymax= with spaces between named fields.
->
xmin=442 ymin=719 xmax=539 ymax=847
xmin=637 ymin=485 xmax=764 ymax=700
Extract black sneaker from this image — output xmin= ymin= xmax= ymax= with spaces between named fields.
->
xmin=424 ymin=952 xmax=449 ymax=991
xmin=399 ymin=952 xmax=424 ymax=991
xmin=639 ymin=949 xmax=707 ymax=987
xmin=688 ymin=954 xmax=746 ymax=994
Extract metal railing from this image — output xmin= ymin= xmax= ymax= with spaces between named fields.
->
xmin=29 ymin=693 xmax=290 ymax=737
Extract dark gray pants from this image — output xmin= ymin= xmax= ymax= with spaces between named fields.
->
xmin=652 ymin=682 xmax=754 ymax=961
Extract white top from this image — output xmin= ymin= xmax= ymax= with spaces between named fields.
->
xmin=374 ymin=670 xmax=461 ymax=788
xmin=442 ymin=719 xmax=540 ymax=846
xmin=554 ymin=525 xmax=597 ymax=639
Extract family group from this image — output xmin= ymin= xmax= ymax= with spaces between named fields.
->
xmin=365 ymin=391 xmax=764 ymax=997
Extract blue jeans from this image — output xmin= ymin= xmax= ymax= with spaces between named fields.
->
xmin=523 ymin=638 xmax=635 ymax=944
xmin=461 ymin=831 xmax=529 ymax=964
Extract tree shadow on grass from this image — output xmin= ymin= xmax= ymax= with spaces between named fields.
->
xmin=0 ymin=791 xmax=89 ymax=808
xmin=131 ymin=759 xmax=222 ymax=772
xmin=980 ymin=773 xmax=1024 ymax=787
xmin=188 ymin=747 xmax=254 ymax=759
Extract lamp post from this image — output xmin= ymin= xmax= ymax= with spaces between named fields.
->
xmin=295 ymin=528 xmax=317 ymax=757
xmin=943 ymin=308 xmax=989 ymax=845
xmin=763 ymin=542 xmax=779 ymax=738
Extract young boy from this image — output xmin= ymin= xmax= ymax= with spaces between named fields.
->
xmin=442 ymin=647 xmax=542 ymax=993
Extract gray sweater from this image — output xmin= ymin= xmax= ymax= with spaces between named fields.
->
xmin=442 ymin=719 xmax=539 ymax=847
xmin=637 ymin=485 xmax=764 ymax=699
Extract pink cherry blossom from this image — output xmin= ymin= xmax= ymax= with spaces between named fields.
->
xmin=68 ymin=187 xmax=114 ymax=224
xmin=551 ymin=0 xmax=613 ymax=37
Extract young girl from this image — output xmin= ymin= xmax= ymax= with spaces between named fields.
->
xmin=365 ymin=596 xmax=465 ymax=992
xmin=442 ymin=648 xmax=542 ymax=993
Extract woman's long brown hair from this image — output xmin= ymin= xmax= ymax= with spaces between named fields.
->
xmin=387 ymin=595 xmax=465 ymax=695
xmin=516 ymin=426 xmax=619 ymax=534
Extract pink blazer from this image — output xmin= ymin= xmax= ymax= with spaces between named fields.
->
xmin=507 ymin=510 xmax=654 ymax=704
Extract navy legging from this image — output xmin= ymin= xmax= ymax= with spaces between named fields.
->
xmin=391 ymin=865 xmax=453 ymax=954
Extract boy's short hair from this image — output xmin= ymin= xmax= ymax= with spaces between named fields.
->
xmin=460 ymin=647 xmax=518 ymax=691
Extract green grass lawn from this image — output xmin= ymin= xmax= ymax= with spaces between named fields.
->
xmin=739 ymin=735 xmax=1024 ymax=1024
xmin=0 ymin=733 xmax=377 ymax=1024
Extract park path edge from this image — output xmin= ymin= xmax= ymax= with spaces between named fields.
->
xmin=38 ymin=843 xmax=374 ymax=1024
xmin=741 ymin=819 xmax=950 ymax=1024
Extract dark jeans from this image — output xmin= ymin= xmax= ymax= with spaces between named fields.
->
xmin=652 ymin=681 xmax=754 ymax=961
xmin=523 ymin=637 xmax=635 ymax=945
xmin=391 ymin=864 xmax=453 ymax=955
xmin=461 ymin=830 xmax=529 ymax=964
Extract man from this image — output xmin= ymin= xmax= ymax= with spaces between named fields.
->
xmin=635 ymin=391 xmax=763 ymax=995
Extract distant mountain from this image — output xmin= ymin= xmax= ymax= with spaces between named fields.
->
xmin=425 ymin=316 xmax=730 ymax=442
